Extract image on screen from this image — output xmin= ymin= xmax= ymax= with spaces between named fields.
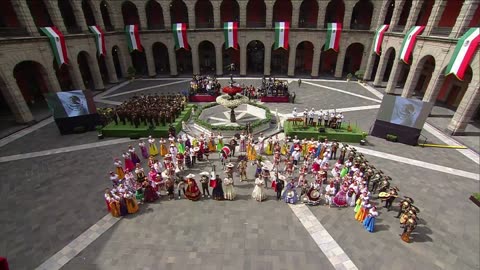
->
xmin=46 ymin=90 xmax=97 ymax=119
xmin=375 ymin=95 xmax=433 ymax=129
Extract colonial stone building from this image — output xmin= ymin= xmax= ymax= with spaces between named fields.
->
xmin=0 ymin=0 xmax=478 ymax=135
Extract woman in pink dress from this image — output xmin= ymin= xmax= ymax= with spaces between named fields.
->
xmin=123 ymin=152 xmax=135 ymax=172
xmin=333 ymin=182 xmax=348 ymax=207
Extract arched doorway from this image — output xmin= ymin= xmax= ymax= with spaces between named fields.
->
xmin=122 ymin=1 xmax=140 ymax=27
xmin=324 ymin=0 xmax=345 ymax=28
xmin=272 ymin=0 xmax=292 ymax=27
xmin=131 ymin=50 xmax=148 ymax=76
xmin=271 ymin=45 xmax=289 ymax=75
xmin=247 ymin=40 xmax=265 ymax=74
xmin=221 ymin=0 xmax=240 ymax=25
xmin=100 ymin=1 xmax=114 ymax=31
xmin=13 ymin=61 xmax=50 ymax=114
xmin=299 ymin=0 xmax=318 ymax=28
xmin=342 ymin=43 xmax=364 ymax=75
xmin=146 ymin=0 xmax=165 ymax=29
xmin=53 ymin=60 xmax=74 ymax=90
xmin=58 ymin=0 xmax=80 ymax=33
xmin=395 ymin=0 xmax=412 ymax=32
xmin=26 ymin=0 xmax=53 ymax=31
xmin=415 ymin=0 xmax=434 ymax=26
xmin=409 ymin=55 xmax=435 ymax=97
xmin=319 ymin=45 xmax=338 ymax=76
xmin=0 ymin=0 xmax=24 ymax=36
xmin=382 ymin=48 xmax=395 ymax=82
xmin=112 ymin=46 xmax=123 ymax=78
xmin=196 ymin=0 xmax=214 ymax=28
xmin=153 ymin=42 xmax=170 ymax=75
xmin=78 ymin=51 xmax=95 ymax=90
xmin=295 ymin=41 xmax=314 ymax=75
xmin=97 ymin=56 xmax=109 ymax=84
xmin=436 ymin=66 xmax=472 ymax=108
xmin=350 ymin=0 xmax=373 ymax=30
xmin=82 ymin=0 xmax=96 ymax=26
xmin=247 ymin=0 xmax=266 ymax=27
xmin=384 ymin=0 xmax=395 ymax=24
xmin=434 ymin=0 xmax=464 ymax=36
xmin=170 ymin=0 xmax=188 ymax=24
xmin=176 ymin=48 xmax=193 ymax=74
xmin=222 ymin=45 xmax=240 ymax=74
xmin=198 ymin=41 xmax=216 ymax=74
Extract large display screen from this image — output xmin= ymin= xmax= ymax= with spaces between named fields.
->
xmin=375 ymin=95 xmax=433 ymax=129
xmin=46 ymin=90 xmax=97 ymax=119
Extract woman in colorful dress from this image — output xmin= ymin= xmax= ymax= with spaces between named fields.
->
xmin=177 ymin=138 xmax=185 ymax=154
xmin=185 ymin=146 xmax=192 ymax=168
xmin=114 ymin=159 xmax=125 ymax=179
xmin=128 ymin=146 xmax=141 ymax=165
xmin=333 ymin=182 xmax=348 ymax=207
xmin=105 ymin=189 xmax=121 ymax=217
xmin=325 ymin=180 xmax=336 ymax=207
xmin=208 ymin=134 xmax=216 ymax=152
xmin=159 ymin=138 xmax=168 ymax=157
xmin=355 ymin=198 xmax=372 ymax=222
xmin=265 ymin=137 xmax=273 ymax=155
xmin=123 ymin=152 xmax=135 ymax=172
xmin=239 ymin=132 xmax=247 ymax=153
xmin=252 ymin=177 xmax=267 ymax=202
xmin=148 ymin=167 xmax=159 ymax=191
xmin=280 ymin=139 xmax=288 ymax=156
xmin=223 ymin=177 xmax=236 ymax=200
xmin=143 ymin=180 xmax=159 ymax=202
xmin=124 ymin=191 xmax=139 ymax=214
xmin=184 ymin=174 xmax=201 ymax=201
xmin=139 ymin=140 xmax=149 ymax=159
xmin=247 ymin=142 xmax=257 ymax=161
xmin=257 ymin=133 xmax=265 ymax=154
xmin=148 ymin=136 xmax=159 ymax=157
xmin=212 ymin=175 xmax=224 ymax=200
xmin=216 ymin=133 xmax=224 ymax=152
xmin=346 ymin=181 xmax=359 ymax=207
xmin=283 ymin=179 xmax=298 ymax=204
xmin=363 ymin=205 xmax=379 ymax=232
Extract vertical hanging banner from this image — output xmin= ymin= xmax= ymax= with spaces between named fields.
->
xmin=274 ymin=22 xmax=290 ymax=49
xmin=373 ymin=24 xmax=390 ymax=55
xmin=445 ymin=27 xmax=480 ymax=80
xmin=125 ymin=24 xmax=143 ymax=52
xmin=224 ymin=22 xmax=239 ymax=49
xmin=399 ymin=26 xmax=425 ymax=64
xmin=173 ymin=23 xmax=189 ymax=50
xmin=325 ymin=23 xmax=342 ymax=52
xmin=40 ymin=26 xmax=69 ymax=66
xmin=88 ymin=25 xmax=106 ymax=56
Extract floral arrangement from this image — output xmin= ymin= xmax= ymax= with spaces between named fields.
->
xmin=216 ymin=94 xmax=249 ymax=109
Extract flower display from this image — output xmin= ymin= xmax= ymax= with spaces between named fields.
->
xmin=222 ymin=85 xmax=243 ymax=96
xmin=216 ymin=94 xmax=249 ymax=109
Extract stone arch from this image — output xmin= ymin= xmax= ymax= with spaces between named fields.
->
xmin=53 ymin=60 xmax=74 ymax=91
xmin=122 ymin=1 xmax=140 ymax=27
xmin=433 ymin=65 xmax=473 ymax=107
xmin=409 ymin=54 xmax=436 ymax=97
xmin=198 ymin=40 xmax=216 ymax=73
xmin=342 ymin=42 xmax=365 ymax=75
xmin=26 ymin=0 xmax=53 ymax=30
xmin=273 ymin=0 xmax=292 ymax=26
xmin=247 ymin=40 xmax=265 ymax=74
xmin=152 ymin=42 xmax=170 ymax=75
xmin=221 ymin=0 xmax=240 ymax=25
xmin=415 ymin=0 xmax=434 ymax=26
xmin=100 ymin=1 xmax=114 ymax=31
xmin=146 ymin=0 xmax=165 ymax=29
xmin=299 ymin=0 xmax=318 ymax=28
xmin=324 ymin=0 xmax=344 ymax=28
xmin=247 ymin=0 xmax=266 ymax=27
xmin=13 ymin=61 xmax=51 ymax=112
xmin=382 ymin=47 xmax=396 ymax=82
xmin=351 ymin=0 xmax=373 ymax=30
xmin=295 ymin=41 xmax=314 ymax=75
xmin=130 ymin=50 xmax=148 ymax=76
xmin=319 ymin=45 xmax=338 ymax=76
xmin=271 ymin=45 xmax=289 ymax=75
xmin=77 ymin=51 xmax=96 ymax=90
xmin=396 ymin=0 xmax=412 ymax=31
xmin=170 ymin=0 xmax=188 ymax=24
xmin=435 ymin=0 xmax=464 ymax=36
xmin=223 ymin=44 xmax=240 ymax=74
xmin=383 ymin=0 xmax=395 ymax=25
xmin=82 ymin=0 xmax=96 ymax=26
xmin=196 ymin=0 xmax=214 ymax=28
xmin=58 ymin=0 xmax=80 ymax=33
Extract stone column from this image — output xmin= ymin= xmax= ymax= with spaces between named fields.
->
xmin=311 ymin=45 xmax=321 ymax=77
xmin=188 ymin=5 xmax=195 ymax=28
xmin=385 ymin=59 xmax=403 ymax=93
xmin=422 ymin=67 xmax=446 ymax=102
xmin=1 ymin=73 xmax=34 ymax=123
xmin=12 ymin=0 xmax=39 ymax=36
xmin=168 ymin=45 xmax=178 ymax=76
xmin=400 ymin=57 xmax=421 ymax=97
xmin=447 ymin=80 xmax=480 ymax=134
xmin=403 ymin=0 xmax=423 ymax=33
xmin=373 ymin=51 xmax=390 ymax=86
xmin=343 ymin=0 xmax=355 ymax=30
xmin=216 ymin=40 xmax=223 ymax=76
xmin=369 ymin=0 xmax=382 ymax=31
xmin=45 ymin=66 xmax=62 ymax=92
xmin=44 ymin=0 xmax=68 ymax=33
xmin=104 ymin=54 xmax=119 ymax=83
xmin=109 ymin=1 xmax=124 ymax=30
xmin=88 ymin=56 xmax=106 ymax=90
xmin=388 ymin=0 xmax=406 ymax=32
xmin=359 ymin=49 xmax=369 ymax=73
xmin=136 ymin=2 xmax=148 ymax=30
xmin=363 ymin=52 xmax=376 ymax=81
xmin=423 ymin=0 xmax=447 ymax=36
xmin=120 ymin=49 xmax=133 ymax=78
xmin=144 ymin=44 xmax=157 ymax=77
xmin=334 ymin=45 xmax=347 ymax=78
xmin=91 ymin=0 xmax=105 ymax=30
xmin=264 ymin=43 xmax=272 ymax=76
xmin=449 ymin=0 xmax=478 ymax=39
xmin=240 ymin=36 xmax=247 ymax=76
xmin=71 ymin=0 xmax=88 ymax=32
xmin=291 ymin=1 xmax=302 ymax=28
xmin=239 ymin=1 xmax=247 ymax=28
xmin=266 ymin=0 xmax=274 ymax=28
xmin=317 ymin=0 xmax=328 ymax=28
xmin=69 ymin=61 xmax=87 ymax=90
xmin=212 ymin=0 xmax=221 ymax=28
xmin=191 ymin=42 xmax=200 ymax=74
xmin=287 ymin=45 xmax=296 ymax=76
xmin=161 ymin=0 xmax=171 ymax=28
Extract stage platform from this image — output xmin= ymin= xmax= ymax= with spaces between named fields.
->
xmin=260 ymin=96 xmax=290 ymax=103
xmin=101 ymin=104 xmax=194 ymax=138
xmin=283 ymin=121 xmax=366 ymax=143
xmin=189 ymin=95 xmax=217 ymax=102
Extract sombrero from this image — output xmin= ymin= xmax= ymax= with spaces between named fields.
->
xmin=193 ymin=147 xmax=200 ymax=152
xmin=200 ymin=171 xmax=210 ymax=176
xmin=227 ymin=163 xmax=235 ymax=168
xmin=186 ymin=173 xmax=195 ymax=178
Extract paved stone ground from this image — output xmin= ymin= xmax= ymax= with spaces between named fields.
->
xmin=0 ymin=78 xmax=478 ymax=270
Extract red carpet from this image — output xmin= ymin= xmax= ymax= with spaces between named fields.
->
xmin=260 ymin=96 xmax=290 ymax=103
xmin=189 ymin=95 xmax=217 ymax=102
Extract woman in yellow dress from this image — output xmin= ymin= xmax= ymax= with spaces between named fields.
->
xmin=248 ymin=142 xmax=257 ymax=161
xmin=148 ymin=136 xmax=159 ymax=156
xmin=105 ymin=189 xmax=120 ymax=217
xmin=280 ymin=139 xmax=288 ymax=156
xmin=208 ymin=134 xmax=216 ymax=152
xmin=159 ymin=138 xmax=168 ymax=156
xmin=302 ymin=139 xmax=308 ymax=157
xmin=125 ymin=192 xmax=139 ymax=214
xmin=265 ymin=138 xmax=273 ymax=155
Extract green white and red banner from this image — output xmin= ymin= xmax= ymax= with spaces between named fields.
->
xmin=445 ymin=27 xmax=480 ymax=80
xmin=399 ymin=26 xmax=425 ymax=64
xmin=325 ymin=23 xmax=342 ymax=52
xmin=125 ymin=24 xmax=143 ymax=52
xmin=88 ymin=25 xmax=106 ymax=56
xmin=40 ymin=26 xmax=69 ymax=66
xmin=274 ymin=22 xmax=290 ymax=50
xmin=373 ymin=24 xmax=389 ymax=55
xmin=173 ymin=23 xmax=189 ymax=50
xmin=223 ymin=22 xmax=238 ymax=49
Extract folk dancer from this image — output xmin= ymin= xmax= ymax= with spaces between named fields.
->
xmin=237 ymin=158 xmax=248 ymax=182
xmin=114 ymin=159 xmax=125 ymax=179
xmin=148 ymin=136 xmax=159 ymax=156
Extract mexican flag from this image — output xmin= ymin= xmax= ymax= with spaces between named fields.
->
xmin=274 ymin=22 xmax=290 ymax=50
xmin=224 ymin=22 xmax=238 ymax=49
xmin=40 ymin=26 xmax=69 ymax=66
xmin=445 ymin=28 xmax=480 ymax=80
xmin=373 ymin=24 xmax=389 ymax=55
xmin=173 ymin=23 xmax=189 ymax=50
xmin=399 ymin=26 xmax=425 ymax=64
xmin=125 ymin=24 xmax=142 ymax=52
xmin=88 ymin=25 xmax=106 ymax=57
xmin=325 ymin=23 xmax=342 ymax=52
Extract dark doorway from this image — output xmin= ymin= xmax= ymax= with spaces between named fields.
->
xmin=153 ymin=42 xmax=170 ymax=75
xmin=247 ymin=40 xmax=265 ymax=74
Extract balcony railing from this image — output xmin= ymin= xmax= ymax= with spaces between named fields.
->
xmin=430 ymin=27 xmax=452 ymax=37
xmin=392 ymin=25 xmax=405 ymax=33
xmin=0 ymin=27 xmax=28 ymax=37
xmin=196 ymin=22 xmax=214 ymax=28
xmin=247 ymin=21 xmax=266 ymax=28
xmin=350 ymin=24 xmax=371 ymax=30
xmin=298 ymin=21 xmax=317 ymax=28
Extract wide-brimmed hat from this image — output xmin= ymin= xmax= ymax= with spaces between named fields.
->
xmin=186 ymin=173 xmax=195 ymax=178
xmin=227 ymin=163 xmax=235 ymax=168
xmin=200 ymin=171 xmax=210 ymax=176
xmin=193 ymin=147 xmax=200 ymax=152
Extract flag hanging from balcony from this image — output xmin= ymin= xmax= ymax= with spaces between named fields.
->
xmin=445 ymin=28 xmax=480 ymax=81
xmin=399 ymin=26 xmax=425 ymax=64
xmin=88 ymin=26 xmax=106 ymax=57
xmin=173 ymin=23 xmax=189 ymax=50
xmin=40 ymin=26 xmax=69 ymax=66
xmin=223 ymin=22 xmax=239 ymax=49
xmin=125 ymin=24 xmax=143 ymax=52
xmin=373 ymin=24 xmax=389 ymax=55
xmin=325 ymin=23 xmax=342 ymax=52
xmin=274 ymin=22 xmax=290 ymax=49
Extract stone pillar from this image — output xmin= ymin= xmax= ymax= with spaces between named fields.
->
xmin=45 ymin=66 xmax=62 ymax=92
xmin=373 ymin=51 xmax=390 ymax=86
xmin=369 ymin=0 xmax=383 ymax=31
xmin=44 ymin=0 xmax=68 ymax=33
xmin=1 ymin=73 xmax=34 ymax=123
xmin=388 ymin=0 xmax=406 ymax=32
xmin=104 ymin=54 xmax=119 ymax=83
xmin=239 ymin=1 xmax=247 ymax=28
xmin=71 ymin=0 xmax=88 ymax=32
xmin=69 ymin=61 xmax=87 ymax=90
xmin=334 ymin=45 xmax=347 ymax=78
xmin=311 ymin=46 xmax=321 ymax=77
xmin=212 ymin=0 xmax=221 ymax=28
xmin=423 ymin=0 xmax=447 ymax=36
xmin=240 ymin=36 xmax=247 ymax=76
xmin=343 ymin=0 xmax=355 ymax=30
xmin=403 ymin=0 xmax=423 ymax=33
xmin=385 ymin=59 xmax=402 ymax=94
xmin=266 ymin=0 xmax=273 ymax=28
xmin=287 ymin=43 xmax=296 ymax=76
xmin=12 ymin=0 xmax=39 ymax=36
xmin=359 ymin=49 xmax=369 ymax=73
xmin=291 ymin=1 xmax=301 ymax=28
xmin=447 ymin=81 xmax=480 ymax=134
xmin=264 ymin=43 xmax=272 ymax=76
xmin=422 ymin=67 xmax=446 ymax=102
xmin=120 ymin=50 xmax=133 ymax=78
xmin=317 ymin=0 xmax=328 ymax=28
xmin=109 ymin=1 xmax=124 ymax=30
xmin=168 ymin=45 xmax=178 ymax=76
xmin=188 ymin=5 xmax=195 ymax=28
xmin=88 ymin=56 xmax=106 ymax=90
xmin=363 ymin=52 xmax=376 ymax=81
xmin=136 ymin=2 xmax=148 ymax=30
xmin=91 ymin=0 xmax=105 ymax=30
xmin=216 ymin=41 xmax=223 ymax=76
xmin=191 ymin=42 xmax=200 ymax=74
xmin=450 ymin=0 xmax=478 ymax=39
xmin=161 ymin=1 xmax=171 ymax=28
xmin=400 ymin=57 xmax=421 ymax=97
xmin=144 ymin=44 xmax=157 ymax=77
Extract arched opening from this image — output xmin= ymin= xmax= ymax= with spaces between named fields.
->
xmin=383 ymin=0 xmax=395 ymax=24
xmin=223 ymin=45 xmax=240 ymax=74
xmin=436 ymin=66 xmax=472 ymax=108
xmin=0 ymin=77 xmax=17 ymax=126
xmin=122 ymin=1 xmax=140 ymax=27
xmin=112 ymin=46 xmax=123 ymax=78
xmin=97 ymin=56 xmax=109 ymax=84
xmin=221 ymin=0 xmax=240 ymax=26
xmin=369 ymin=54 xmax=380 ymax=81
xmin=146 ymin=0 xmax=165 ymax=29
xmin=26 ymin=0 xmax=53 ymax=31
xmin=196 ymin=0 xmax=214 ymax=28
xmin=299 ymin=0 xmax=318 ymax=28
xmin=176 ymin=48 xmax=193 ymax=74
xmin=295 ymin=41 xmax=314 ymax=75
xmin=410 ymin=55 xmax=435 ymax=97
xmin=13 ymin=61 xmax=50 ymax=115
xmin=319 ymin=45 xmax=338 ymax=76
xmin=58 ymin=0 xmax=80 ymax=33
xmin=382 ymin=48 xmax=395 ymax=82
xmin=100 ymin=1 xmax=114 ymax=31
xmin=0 ymin=0 xmax=25 ymax=36
xmin=170 ymin=0 xmax=188 ymax=24
xmin=324 ymin=0 xmax=345 ymax=28
xmin=130 ymin=50 xmax=148 ymax=76
xmin=153 ymin=42 xmax=170 ymax=75
xmin=415 ymin=0 xmax=433 ymax=26
xmin=78 ymin=51 xmax=95 ymax=90
xmin=351 ymin=0 xmax=373 ymax=30
xmin=271 ymin=45 xmax=289 ymax=75
xmin=82 ymin=0 xmax=96 ymax=26
xmin=342 ymin=43 xmax=364 ymax=75
xmin=394 ymin=0 xmax=412 ymax=32
xmin=247 ymin=40 xmax=265 ymax=74
xmin=53 ymin=60 xmax=74 ymax=90
xmin=435 ymin=0 xmax=464 ymax=36
xmin=272 ymin=0 xmax=292 ymax=27
xmin=247 ymin=0 xmax=266 ymax=27
xmin=198 ymin=41 xmax=216 ymax=73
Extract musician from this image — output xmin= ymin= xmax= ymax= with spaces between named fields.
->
xmin=261 ymin=166 xmax=271 ymax=189
xmin=401 ymin=216 xmax=417 ymax=243
xmin=336 ymin=112 xmax=344 ymax=129
xmin=303 ymin=109 xmax=308 ymax=128
xmin=237 ymin=158 xmax=248 ymax=182
xmin=396 ymin=197 xmax=414 ymax=218
xmin=383 ymin=186 xmax=399 ymax=211
xmin=274 ymin=174 xmax=285 ymax=200
xmin=199 ymin=171 xmax=210 ymax=198
xmin=323 ymin=111 xmax=329 ymax=127
xmin=308 ymin=108 xmax=315 ymax=126
xmin=329 ymin=111 xmax=336 ymax=127
xmin=292 ymin=107 xmax=297 ymax=118
xmin=229 ymin=137 xmax=237 ymax=157
xmin=317 ymin=110 xmax=323 ymax=126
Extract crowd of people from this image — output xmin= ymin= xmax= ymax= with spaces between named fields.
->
xmin=240 ymin=77 xmax=290 ymax=100
xmin=291 ymin=107 xmax=346 ymax=129
xmin=189 ymin=75 xmax=221 ymax=96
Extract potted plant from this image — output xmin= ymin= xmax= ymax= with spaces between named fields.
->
xmin=355 ymin=70 xmax=365 ymax=83
xmin=127 ymin=66 xmax=136 ymax=81
xmin=346 ymin=73 xmax=353 ymax=82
